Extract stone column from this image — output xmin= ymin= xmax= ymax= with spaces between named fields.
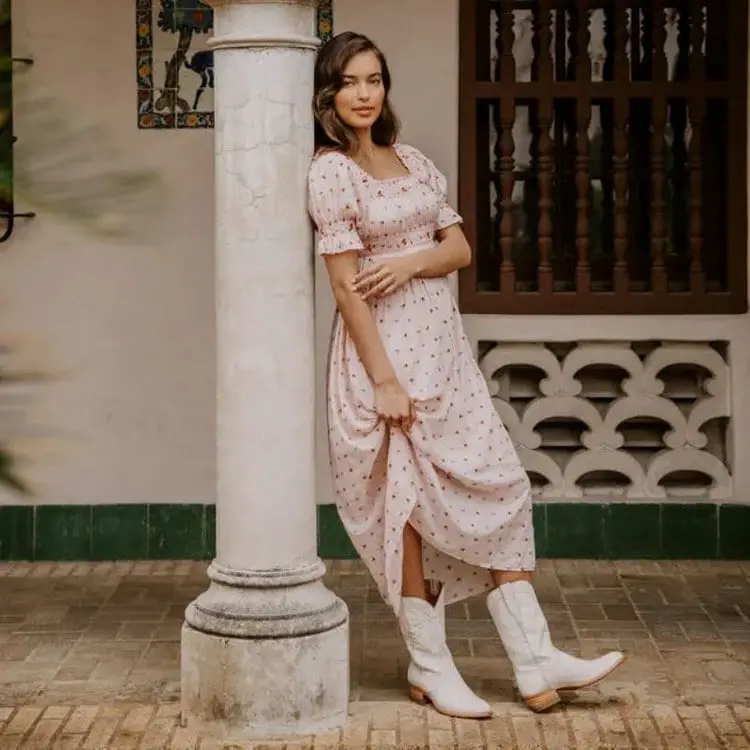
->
xmin=181 ymin=0 xmax=349 ymax=741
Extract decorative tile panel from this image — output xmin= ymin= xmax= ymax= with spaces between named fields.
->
xmin=136 ymin=0 xmax=333 ymax=129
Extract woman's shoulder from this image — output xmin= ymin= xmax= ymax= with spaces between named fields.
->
xmin=310 ymin=148 xmax=351 ymax=172
xmin=395 ymin=143 xmax=436 ymax=172
xmin=309 ymin=149 xmax=358 ymax=189
xmin=395 ymin=142 xmax=422 ymax=156
xmin=395 ymin=142 xmax=426 ymax=161
xmin=308 ymin=150 xmax=363 ymax=216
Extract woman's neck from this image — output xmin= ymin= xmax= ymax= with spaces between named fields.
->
xmin=352 ymin=128 xmax=375 ymax=158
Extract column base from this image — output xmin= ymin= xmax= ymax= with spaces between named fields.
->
xmin=181 ymin=617 xmax=349 ymax=741
xmin=180 ymin=560 xmax=350 ymax=740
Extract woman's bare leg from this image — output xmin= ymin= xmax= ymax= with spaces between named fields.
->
xmin=490 ymin=570 xmax=534 ymax=587
xmin=402 ymin=522 xmax=429 ymax=600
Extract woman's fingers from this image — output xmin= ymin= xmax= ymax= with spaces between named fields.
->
xmin=398 ymin=404 xmax=417 ymax=430
xmin=381 ymin=413 xmax=411 ymax=429
xmin=354 ymin=276 xmax=385 ymax=295
xmin=361 ymin=275 xmax=396 ymax=300
xmin=352 ymin=265 xmax=379 ymax=283
xmin=379 ymin=281 xmax=400 ymax=298
xmin=353 ymin=263 xmax=408 ymax=299
xmin=378 ymin=398 xmax=416 ymax=430
xmin=352 ymin=264 xmax=388 ymax=289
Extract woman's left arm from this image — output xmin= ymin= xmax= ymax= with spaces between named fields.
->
xmin=352 ymin=226 xmax=470 ymax=300
xmin=352 ymin=150 xmax=471 ymax=300
xmin=409 ymin=224 xmax=472 ymax=278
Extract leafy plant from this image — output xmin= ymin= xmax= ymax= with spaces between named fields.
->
xmin=0 ymin=0 xmax=164 ymax=494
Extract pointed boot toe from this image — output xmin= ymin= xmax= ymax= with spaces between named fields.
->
xmin=487 ymin=582 xmax=627 ymax=713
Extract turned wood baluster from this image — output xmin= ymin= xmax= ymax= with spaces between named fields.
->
xmin=668 ymin=3 xmax=691 ymax=290
xmin=688 ymin=99 xmax=705 ymax=296
xmin=500 ymin=1 xmax=516 ymax=83
xmin=613 ymin=98 xmax=629 ymax=296
xmin=651 ymin=1 xmax=669 ymax=295
xmin=675 ymin=2 xmax=692 ymax=80
xmin=651 ymin=105 xmax=669 ymax=294
xmin=613 ymin=0 xmax=629 ymax=83
xmin=691 ymin=0 xmax=706 ymax=81
xmin=612 ymin=1 xmax=629 ymax=294
xmin=537 ymin=0 xmax=554 ymax=83
xmin=537 ymin=0 xmax=554 ymax=295
xmin=498 ymin=2 xmax=516 ymax=294
xmin=554 ymin=1 xmax=568 ymax=81
xmin=574 ymin=0 xmax=591 ymax=294
xmin=499 ymin=102 xmax=516 ymax=295
xmin=537 ymin=101 xmax=554 ymax=295
xmin=705 ymin=0 xmax=727 ymax=80
xmin=630 ymin=4 xmax=643 ymax=81
xmin=689 ymin=0 xmax=706 ymax=294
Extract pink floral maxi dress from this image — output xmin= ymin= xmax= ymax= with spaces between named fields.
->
xmin=308 ymin=144 xmax=535 ymax=614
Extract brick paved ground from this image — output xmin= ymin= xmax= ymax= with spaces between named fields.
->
xmin=0 ymin=559 xmax=749 ymax=748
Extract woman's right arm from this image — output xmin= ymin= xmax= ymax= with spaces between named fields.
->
xmin=325 ymin=254 xmax=415 ymax=428
xmin=324 ymin=251 xmax=399 ymax=388
xmin=309 ymin=153 xmax=413 ymax=427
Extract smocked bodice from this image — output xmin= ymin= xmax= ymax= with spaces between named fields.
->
xmin=308 ymin=143 xmax=462 ymax=259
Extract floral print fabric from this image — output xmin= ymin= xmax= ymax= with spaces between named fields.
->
xmin=308 ymin=144 xmax=535 ymax=614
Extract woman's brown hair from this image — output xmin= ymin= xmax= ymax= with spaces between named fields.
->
xmin=313 ymin=31 xmax=400 ymax=155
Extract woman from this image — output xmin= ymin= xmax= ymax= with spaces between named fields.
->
xmin=308 ymin=31 xmax=625 ymax=719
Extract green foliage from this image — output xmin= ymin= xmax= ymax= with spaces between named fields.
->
xmin=0 ymin=0 xmax=11 ymax=210
xmin=0 ymin=2 xmax=20 ymax=494
xmin=0 ymin=1 xmax=163 ymax=494
xmin=13 ymin=92 xmax=162 ymax=240
xmin=0 ymin=446 xmax=29 ymax=494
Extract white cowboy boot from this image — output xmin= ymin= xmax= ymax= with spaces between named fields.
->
xmin=399 ymin=593 xmax=492 ymax=719
xmin=487 ymin=581 xmax=626 ymax=712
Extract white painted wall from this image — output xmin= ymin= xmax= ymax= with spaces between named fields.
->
xmin=1 ymin=0 xmax=215 ymax=506
xmin=2 ymin=0 xmax=746 ymax=509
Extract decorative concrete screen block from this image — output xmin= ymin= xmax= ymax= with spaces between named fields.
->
xmin=135 ymin=0 xmax=333 ymax=129
xmin=478 ymin=341 xmax=732 ymax=501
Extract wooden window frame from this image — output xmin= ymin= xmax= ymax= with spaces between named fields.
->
xmin=457 ymin=0 xmax=749 ymax=315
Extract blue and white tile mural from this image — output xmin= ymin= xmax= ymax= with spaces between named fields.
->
xmin=136 ymin=0 xmax=333 ymax=129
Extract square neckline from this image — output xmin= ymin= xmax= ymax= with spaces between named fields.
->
xmin=343 ymin=144 xmax=412 ymax=183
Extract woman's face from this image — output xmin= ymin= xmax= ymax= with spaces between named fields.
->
xmin=334 ymin=50 xmax=385 ymax=132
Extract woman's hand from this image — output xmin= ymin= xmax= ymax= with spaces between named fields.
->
xmin=374 ymin=378 xmax=416 ymax=429
xmin=351 ymin=256 xmax=417 ymax=301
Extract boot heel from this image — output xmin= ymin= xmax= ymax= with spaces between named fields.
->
xmin=408 ymin=684 xmax=428 ymax=705
xmin=525 ymin=689 xmax=561 ymax=713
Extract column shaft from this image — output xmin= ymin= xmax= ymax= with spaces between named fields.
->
xmin=181 ymin=1 xmax=349 ymax=740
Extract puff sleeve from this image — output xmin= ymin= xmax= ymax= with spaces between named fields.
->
xmin=307 ymin=153 xmax=365 ymax=256
xmin=411 ymin=148 xmax=463 ymax=230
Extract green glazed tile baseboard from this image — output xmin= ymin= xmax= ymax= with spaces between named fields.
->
xmin=0 ymin=504 xmax=216 ymax=562
xmin=0 ymin=502 xmax=748 ymax=562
